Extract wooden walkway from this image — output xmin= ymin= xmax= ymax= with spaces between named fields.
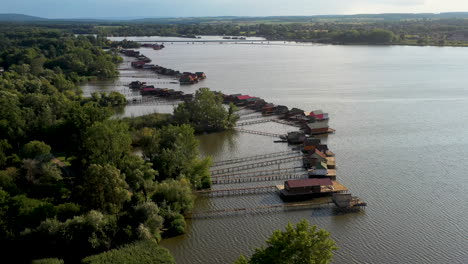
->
xmin=212 ymin=150 xmax=300 ymax=167
xmin=187 ymin=200 xmax=334 ymax=219
xmin=236 ymin=119 xmax=275 ymax=127
xmin=238 ymin=114 xmax=274 ymax=121
xmin=210 ymin=155 xmax=302 ymax=175
xmin=237 ymin=110 xmax=259 ymax=116
xmin=213 ymin=167 xmax=305 ymax=179
xmin=271 ymin=119 xmax=302 ymax=127
xmin=212 ymin=172 xmax=307 ymax=185
xmin=234 ymin=128 xmax=284 ymax=138
xmin=197 ymin=185 xmax=277 ymax=197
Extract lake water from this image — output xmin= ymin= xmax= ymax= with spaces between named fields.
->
xmin=84 ymin=37 xmax=468 ymax=264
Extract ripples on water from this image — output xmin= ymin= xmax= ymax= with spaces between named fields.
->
xmin=84 ymin=39 xmax=468 ymax=264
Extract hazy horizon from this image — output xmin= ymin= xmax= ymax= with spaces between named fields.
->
xmin=4 ymin=0 xmax=468 ymax=19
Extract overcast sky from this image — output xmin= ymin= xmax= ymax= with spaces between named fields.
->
xmin=4 ymin=0 xmax=468 ymax=19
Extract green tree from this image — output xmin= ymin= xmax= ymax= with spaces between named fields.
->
xmin=152 ymin=178 xmax=194 ymax=215
xmin=140 ymin=125 xmax=211 ymax=188
xmin=132 ymin=201 xmax=164 ymax=241
xmin=174 ymin=87 xmax=238 ymax=132
xmin=81 ymin=164 xmax=131 ymax=214
xmin=237 ymin=219 xmax=338 ymax=264
xmin=21 ymin=140 xmax=52 ymax=161
xmin=0 ymin=139 xmax=12 ymax=168
xmin=83 ymin=120 xmax=132 ymax=166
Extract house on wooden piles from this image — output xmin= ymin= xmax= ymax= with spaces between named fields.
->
xmin=234 ymin=95 xmax=254 ymax=106
xmin=129 ymin=81 xmax=146 ymax=89
xmin=140 ymin=87 xmax=158 ymax=95
xmin=195 ymin=72 xmax=207 ymax=79
xmin=224 ymin=94 xmax=242 ymax=103
xmin=131 ymin=61 xmax=146 ymax=68
xmin=278 ymin=178 xmax=348 ymax=201
xmin=179 ymin=74 xmax=198 ymax=85
xmin=262 ymin=103 xmax=277 ymax=115
xmin=303 ymin=119 xmax=334 ymax=135
xmin=250 ymin=99 xmax=267 ymax=111
xmin=121 ymin=50 xmax=140 ymax=57
xmin=303 ymin=149 xmax=327 ymax=169
xmin=284 ymin=131 xmax=306 ymax=144
xmin=332 ymin=193 xmax=367 ymax=209
xmin=309 ymin=110 xmax=329 ymax=121
xmin=275 ymin=105 xmax=289 ymax=115
xmin=285 ymin=108 xmax=305 ymax=121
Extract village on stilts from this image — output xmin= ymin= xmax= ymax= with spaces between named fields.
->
xmin=120 ymin=47 xmax=366 ymax=219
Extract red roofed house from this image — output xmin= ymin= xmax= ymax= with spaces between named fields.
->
xmin=279 ymin=178 xmax=334 ymax=200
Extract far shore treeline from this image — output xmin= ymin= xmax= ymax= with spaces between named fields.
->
xmin=3 ymin=15 xmax=468 ymax=46
xmin=0 ymin=26 xmax=242 ymax=263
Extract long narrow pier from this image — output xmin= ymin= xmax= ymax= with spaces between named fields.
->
xmin=236 ymin=119 xmax=275 ymax=126
xmin=136 ymin=40 xmax=268 ymax=43
xmin=197 ymin=185 xmax=277 ymax=197
xmin=237 ymin=110 xmax=258 ymax=116
xmin=212 ymin=172 xmax=307 ymax=185
xmin=234 ymin=128 xmax=284 ymax=138
xmin=210 ymin=155 xmax=302 ymax=175
xmin=271 ymin=119 xmax=302 ymax=127
xmin=213 ymin=167 xmax=305 ymax=179
xmin=212 ymin=150 xmax=300 ymax=167
xmin=187 ymin=200 xmax=334 ymax=219
xmin=238 ymin=114 xmax=271 ymax=121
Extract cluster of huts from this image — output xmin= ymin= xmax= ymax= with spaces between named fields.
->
xmin=223 ymin=94 xmax=333 ymax=136
xmin=120 ymin=49 xmax=151 ymax=63
xmin=128 ymin=81 xmax=192 ymax=101
xmin=141 ymin=43 xmax=165 ymax=50
xmin=219 ymin=94 xmax=364 ymax=208
xmin=121 ymin=49 xmax=206 ymax=85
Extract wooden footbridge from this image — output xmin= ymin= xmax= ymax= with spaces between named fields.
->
xmin=234 ymin=128 xmax=284 ymax=138
xmin=210 ymin=155 xmax=303 ymax=175
xmin=271 ymin=119 xmax=302 ymax=127
xmin=213 ymin=167 xmax=305 ymax=179
xmin=237 ymin=110 xmax=258 ymax=116
xmin=238 ymin=114 xmax=272 ymax=121
xmin=212 ymin=172 xmax=307 ymax=185
xmin=197 ymin=185 xmax=277 ymax=197
xmin=212 ymin=150 xmax=300 ymax=167
xmin=236 ymin=119 xmax=276 ymax=127
xmin=187 ymin=200 xmax=334 ymax=219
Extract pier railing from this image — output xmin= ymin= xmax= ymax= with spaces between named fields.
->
xmin=212 ymin=150 xmax=300 ymax=167
xmin=210 ymin=155 xmax=302 ymax=175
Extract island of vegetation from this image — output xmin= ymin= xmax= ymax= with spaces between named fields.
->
xmin=0 ymin=26 xmax=242 ymax=263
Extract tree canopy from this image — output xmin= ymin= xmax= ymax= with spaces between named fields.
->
xmin=174 ymin=88 xmax=238 ymax=132
xmin=235 ymin=220 xmax=338 ymax=264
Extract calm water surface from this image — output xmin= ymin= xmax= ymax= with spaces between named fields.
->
xmin=84 ymin=38 xmax=468 ymax=264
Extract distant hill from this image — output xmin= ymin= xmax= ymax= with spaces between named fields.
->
xmin=2 ymin=12 xmax=468 ymax=24
xmin=0 ymin=13 xmax=47 ymax=22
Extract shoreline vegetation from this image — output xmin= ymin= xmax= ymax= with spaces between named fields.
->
xmin=0 ymin=27 xmax=232 ymax=263
xmin=4 ymin=14 xmax=468 ymax=47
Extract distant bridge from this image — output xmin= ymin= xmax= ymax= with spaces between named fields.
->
xmin=135 ymin=39 xmax=270 ymax=43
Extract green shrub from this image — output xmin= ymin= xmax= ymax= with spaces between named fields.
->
xmin=81 ymin=240 xmax=175 ymax=264
xmin=31 ymin=258 xmax=64 ymax=264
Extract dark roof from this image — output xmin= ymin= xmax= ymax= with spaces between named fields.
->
xmin=286 ymin=178 xmax=332 ymax=188
xmin=289 ymin=108 xmax=304 ymax=114
xmin=314 ymin=149 xmax=327 ymax=159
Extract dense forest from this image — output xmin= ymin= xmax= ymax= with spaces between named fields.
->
xmin=0 ymin=26 xmax=216 ymax=263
